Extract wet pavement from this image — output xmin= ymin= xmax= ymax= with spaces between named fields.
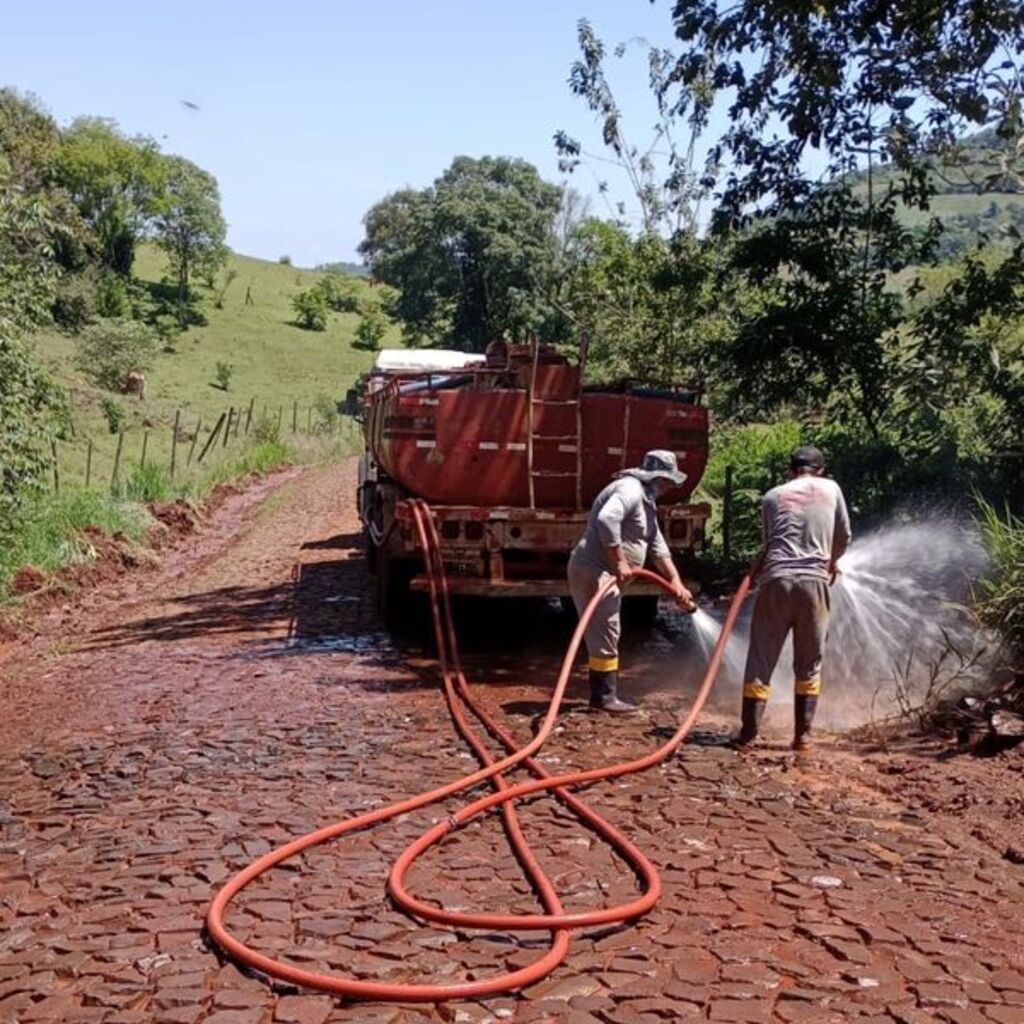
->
xmin=1 ymin=461 xmax=1023 ymax=1023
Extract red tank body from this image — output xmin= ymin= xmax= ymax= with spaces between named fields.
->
xmin=356 ymin=343 xmax=710 ymax=623
xmin=364 ymin=354 xmax=708 ymax=508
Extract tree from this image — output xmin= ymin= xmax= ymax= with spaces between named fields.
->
xmin=558 ymin=218 xmax=725 ymax=384
xmin=359 ymin=156 xmax=563 ymax=349
xmin=291 ymin=287 xmax=328 ymax=331
xmin=354 ymin=308 xmax=388 ymax=350
xmin=0 ymin=88 xmax=61 ymax=191
xmin=0 ymin=175 xmax=63 ymax=526
xmin=75 ymin=319 xmax=160 ymax=392
xmin=153 ymin=155 xmax=227 ymax=320
xmin=663 ymin=0 xmax=1024 ymax=229
xmin=54 ymin=117 xmax=166 ymax=276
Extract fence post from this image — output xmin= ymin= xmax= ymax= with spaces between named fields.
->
xmin=277 ymin=405 xmax=283 ymax=430
xmin=51 ymin=440 xmax=59 ymax=493
xmin=140 ymin=430 xmax=149 ymax=470
xmin=170 ymin=409 xmax=180 ymax=478
xmin=307 ymin=406 xmax=312 ymax=434
xmin=223 ymin=408 xmax=234 ymax=448
xmin=244 ymin=397 xmax=255 ymax=435
xmin=723 ymin=463 xmax=734 ymax=564
xmin=85 ymin=438 xmax=93 ymax=489
xmin=197 ymin=412 xmax=226 ymax=463
xmin=187 ymin=416 xmax=202 ymax=466
xmin=292 ymin=400 xmax=298 ymax=433
xmin=111 ymin=431 xmax=124 ymax=491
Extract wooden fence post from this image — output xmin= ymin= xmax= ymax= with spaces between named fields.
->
xmin=223 ymin=408 xmax=234 ymax=448
xmin=170 ymin=409 xmax=180 ymax=478
xmin=197 ymin=412 xmax=226 ymax=463
xmin=85 ymin=438 xmax=93 ymax=489
xmin=244 ymin=398 xmax=255 ymax=434
xmin=187 ymin=417 xmax=202 ymax=466
xmin=292 ymin=400 xmax=298 ymax=433
xmin=723 ymin=463 xmax=734 ymax=563
xmin=51 ymin=440 xmax=59 ymax=493
xmin=140 ymin=430 xmax=149 ymax=470
xmin=111 ymin=431 xmax=124 ymax=491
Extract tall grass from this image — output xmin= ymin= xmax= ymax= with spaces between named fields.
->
xmin=1 ymin=438 xmax=299 ymax=602
xmin=974 ymin=498 xmax=1024 ymax=656
xmin=0 ymin=490 xmax=150 ymax=596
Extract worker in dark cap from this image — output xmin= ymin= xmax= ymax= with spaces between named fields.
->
xmin=736 ymin=445 xmax=852 ymax=751
xmin=568 ymin=450 xmax=696 ymax=713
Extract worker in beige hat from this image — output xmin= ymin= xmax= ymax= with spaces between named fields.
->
xmin=568 ymin=450 xmax=696 ymax=713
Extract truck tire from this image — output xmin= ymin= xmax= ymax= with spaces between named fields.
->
xmin=375 ymin=546 xmax=413 ymax=630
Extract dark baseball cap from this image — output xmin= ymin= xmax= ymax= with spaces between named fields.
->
xmin=790 ymin=445 xmax=825 ymax=470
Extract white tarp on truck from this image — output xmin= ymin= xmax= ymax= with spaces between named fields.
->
xmin=374 ymin=349 xmax=486 ymax=373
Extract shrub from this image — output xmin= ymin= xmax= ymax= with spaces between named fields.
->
xmin=700 ymin=420 xmax=802 ymax=558
xmin=278 ymin=254 xmax=292 ymax=265
xmin=317 ymin=274 xmax=362 ymax=313
xmin=94 ymin=274 xmax=132 ymax=318
xmin=99 ymin=395 xmax=125 ymax=434
xmin=354 ymin=308 xmax=388 ymax=350
xmin=0 ymin=332 xmax=62 ymax=529
xmin=52 ymin=273 xmax=96 ymax=332
xmin=214 ymin=360 xmax=233 ymax=391
xmin=116 ymin=462 xmax=172 ymax=503
xmin=973 ymin=499 xmax=1024 ymax=657
xmin=75 ymin=319 xmax=160 ymax=392
xmin=252 ymin=414 xmax=280 ymax=444
xmin=312 ymin=392 xmax=340 ymax=433
xmin=291 ymin=287 xmax=328 ymax=331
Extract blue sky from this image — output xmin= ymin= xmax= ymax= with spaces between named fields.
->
xmin=2 ymin=1 xmax=696 ymax=265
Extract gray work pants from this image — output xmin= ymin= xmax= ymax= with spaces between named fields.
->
xmin=567 ymin=548 xmax=621 ymax=672
xmin=742 ymin=577 xmax=831 ymax=699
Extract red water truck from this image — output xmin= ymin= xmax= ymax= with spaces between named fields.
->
xmin=356 ymin=339 xmax=710 ymax=625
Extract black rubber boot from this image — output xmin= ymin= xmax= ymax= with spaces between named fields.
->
xmin=794 ymin=695 xmax=818 ymax=752
xmin=734 ymin=697 xmax=766 ymax=748
xmin=589 ymin=670 xmax=638 ymax=714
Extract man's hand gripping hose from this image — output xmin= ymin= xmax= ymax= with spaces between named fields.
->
xmin=205 ymin=499 xmax=751 ymax=1002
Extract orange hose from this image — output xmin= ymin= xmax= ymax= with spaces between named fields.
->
xmin=205 ymin=499 xmax=750 ymax=1002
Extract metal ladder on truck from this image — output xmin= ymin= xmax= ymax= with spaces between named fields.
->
xmin=526 ymin=333 xmax=589 ymax=510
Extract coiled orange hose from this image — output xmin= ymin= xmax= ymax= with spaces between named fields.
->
xmin=205 ymin=499 xmax=750 ymax=1002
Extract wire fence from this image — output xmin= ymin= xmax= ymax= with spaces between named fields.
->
xmin=50 ymin=397 xmax=359 ymax=494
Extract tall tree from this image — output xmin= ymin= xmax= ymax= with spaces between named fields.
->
xmin=54 ymin=117 xmax=165 ymax=276
xmin=360 ymin=156 xmax=563 ymax=349
xmin=153 ymin=155 xmax=227 ymax=320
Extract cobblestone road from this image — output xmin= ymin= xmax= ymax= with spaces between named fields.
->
xmin=1 ymin=462 xmax=1022 ymax=1024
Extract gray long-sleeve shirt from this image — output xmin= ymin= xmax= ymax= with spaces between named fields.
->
xmin=760 ymin=475 xmax=852 ymax=583
xmin=573 ymin=475 xmax=670 ymax=573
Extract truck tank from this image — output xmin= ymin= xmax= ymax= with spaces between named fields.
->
xmin=357 ymin=341 xmax=710 ymax=624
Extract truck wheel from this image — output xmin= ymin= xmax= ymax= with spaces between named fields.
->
xmin=375 ymin=548 xmax=412 ymax=630
xmin=623 ymin=595 xmax=660 ymax=629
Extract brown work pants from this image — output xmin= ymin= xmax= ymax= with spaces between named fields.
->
xmin=742 ymin=577 xmax=831 ymax=700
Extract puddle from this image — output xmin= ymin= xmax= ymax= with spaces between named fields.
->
xmin=285 ymin=632 xmax=394 ymax=653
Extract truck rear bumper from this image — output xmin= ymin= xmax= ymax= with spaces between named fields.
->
xmin=408 ymin=577 xmax=684 ymax=598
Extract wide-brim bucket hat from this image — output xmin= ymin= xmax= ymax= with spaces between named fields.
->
xmin=618 ymin=449 xmax=686 ymax=487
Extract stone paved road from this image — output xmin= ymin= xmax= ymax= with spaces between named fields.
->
xmin=1 ymin=461 xmax=1022 ymax=1024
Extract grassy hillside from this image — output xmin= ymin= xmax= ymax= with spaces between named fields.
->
xmin=849 ymin=130 xmax=1024 ymax=255
xmin=28 ymin=247 xmax=397 ymax=489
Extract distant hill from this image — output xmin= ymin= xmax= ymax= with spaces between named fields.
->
xmin=29 ymin=247 xmax=398 ymax=487
xmin=849 ymin=129 xmax=1024 ymax=257
xmin=315 ymin=260 xmax=369 ymax=277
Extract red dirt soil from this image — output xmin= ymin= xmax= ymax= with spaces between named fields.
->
xmin=0 ymin=459 xmax=1021 ymax=1024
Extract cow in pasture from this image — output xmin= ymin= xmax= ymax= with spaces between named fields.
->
xmin=124 ymin=371 xmax=146 ymax=400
